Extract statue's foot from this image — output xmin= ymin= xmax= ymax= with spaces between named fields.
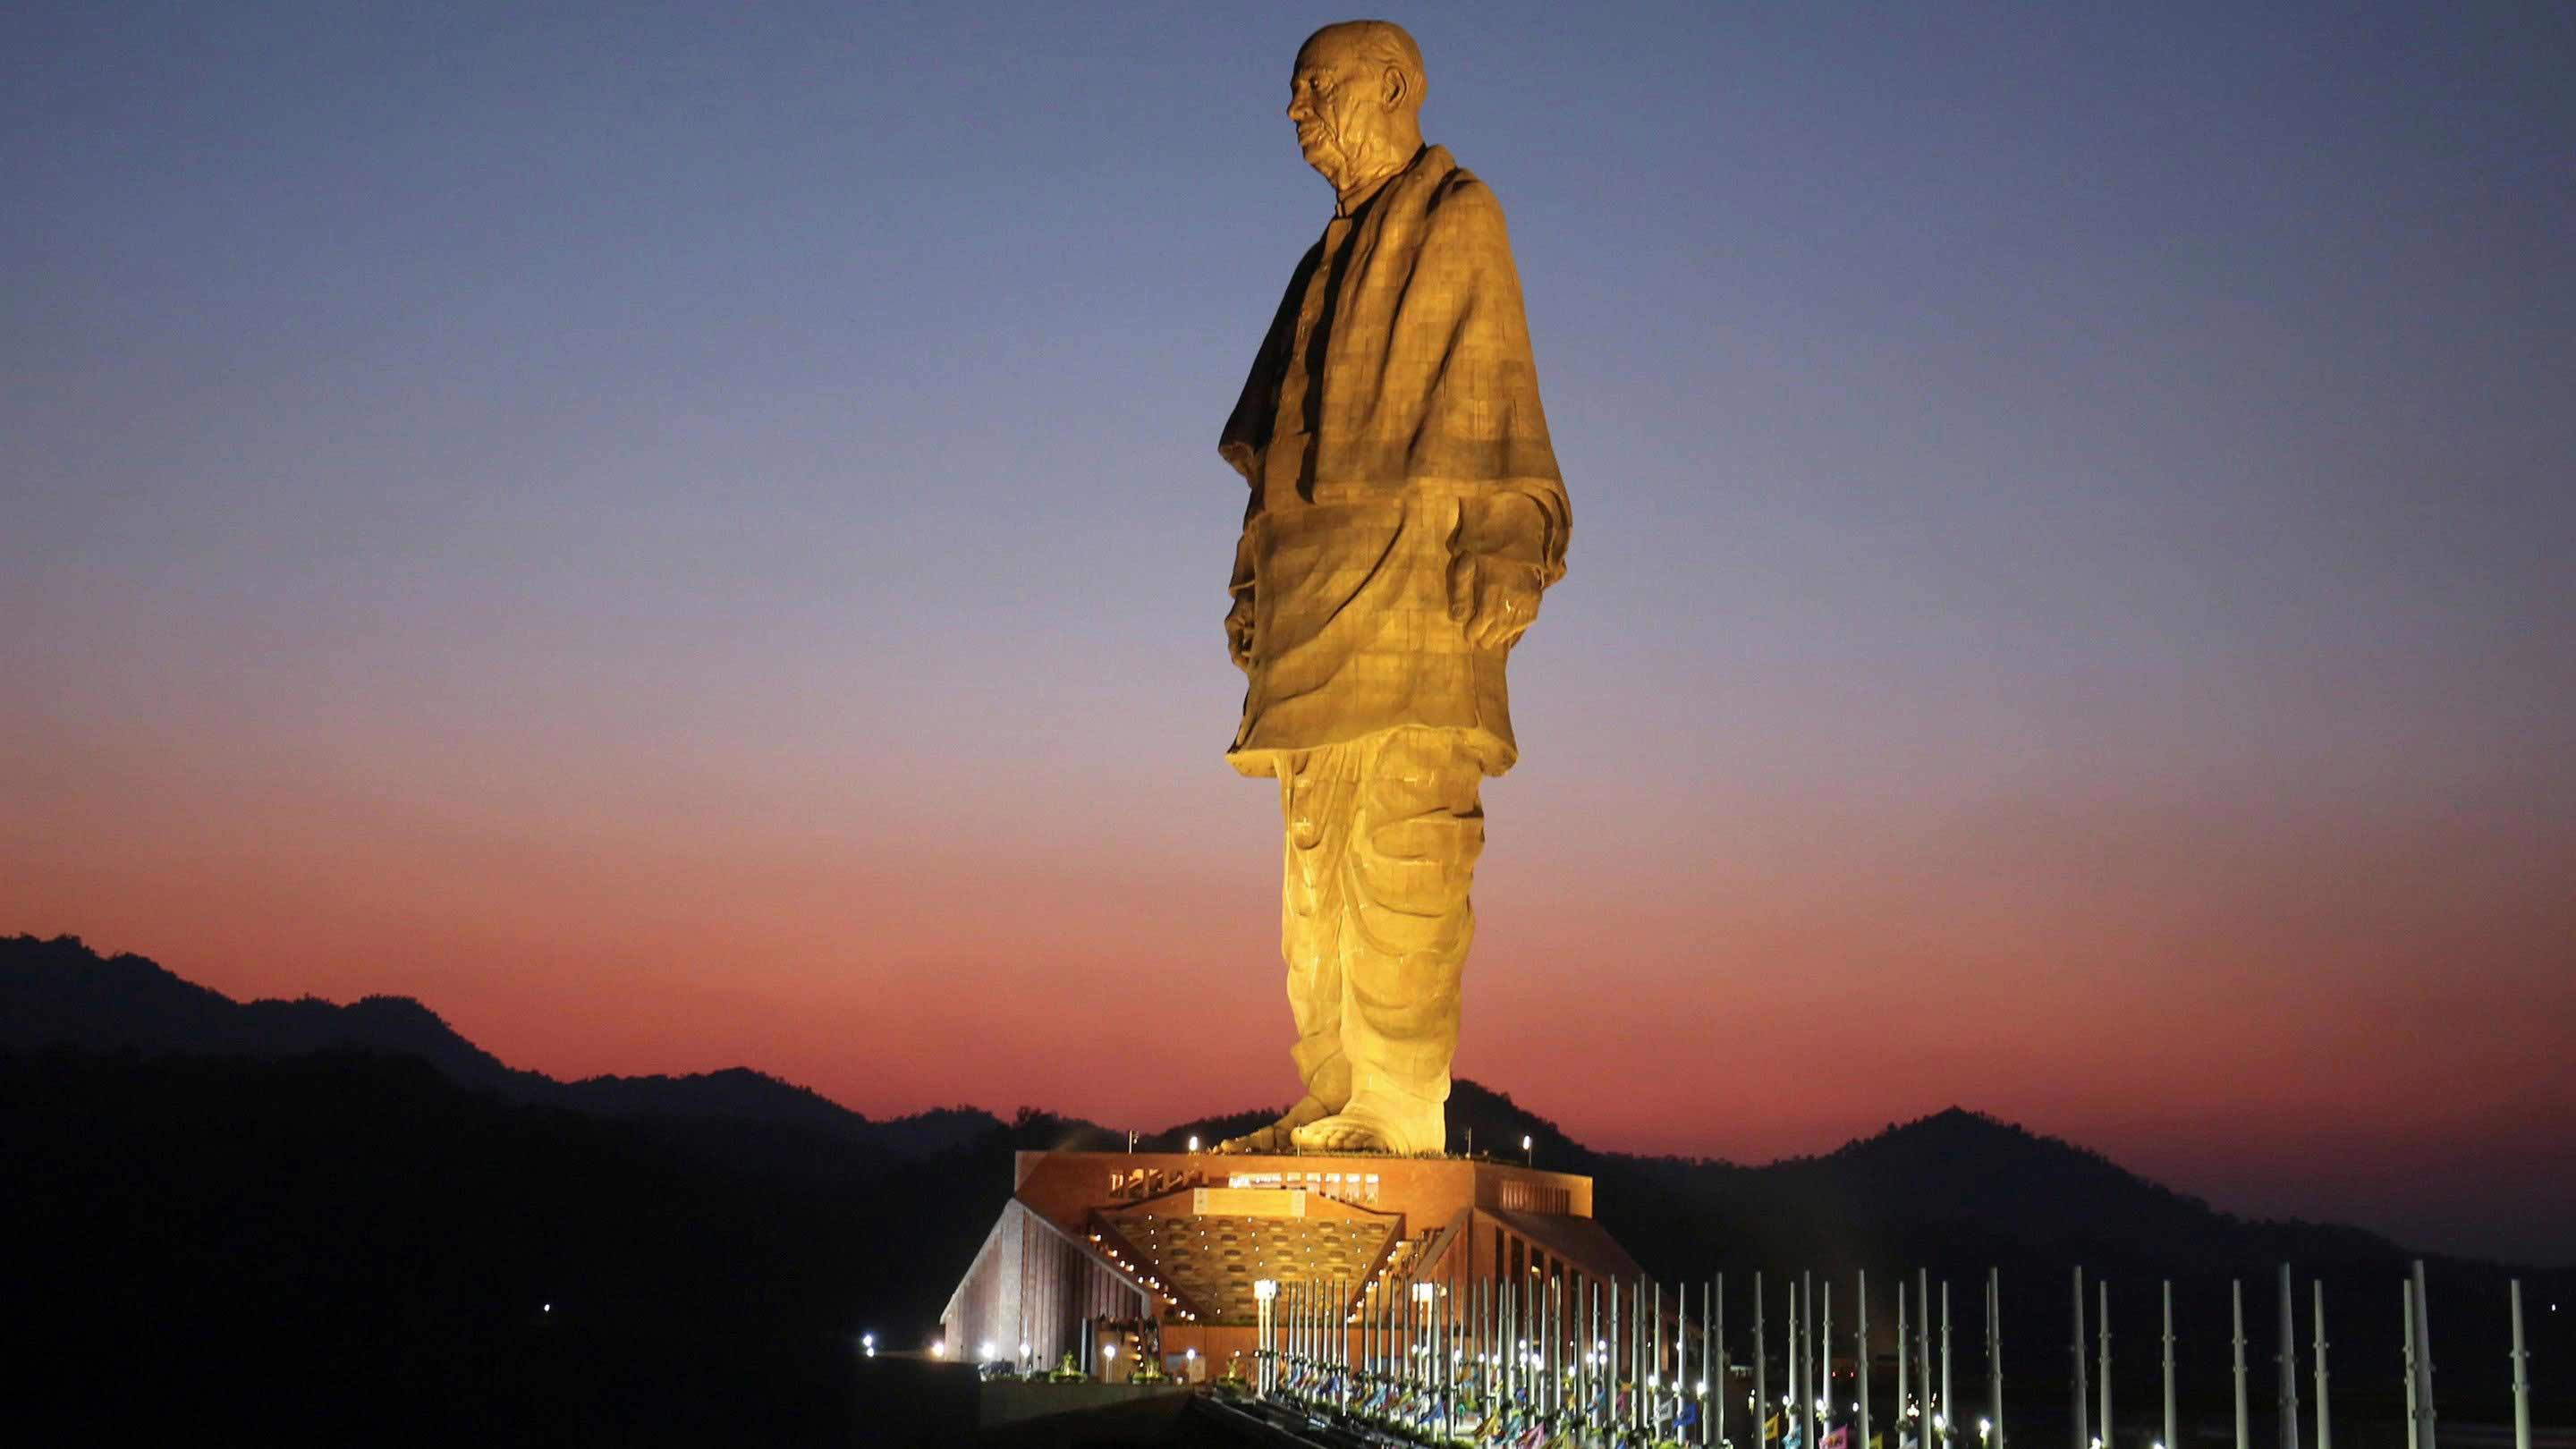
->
xmin=1288 ymin=1094 xmax=1442 ymax=1156
xmin=1286 ymin=1114 xmax=1391 ymax=1153
xmin=1214 ymin=1094 xmax=1335 ymax=1153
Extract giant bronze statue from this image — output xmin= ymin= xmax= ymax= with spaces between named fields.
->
xmin=1216 ymin=21 xmax=1569 ymax=1156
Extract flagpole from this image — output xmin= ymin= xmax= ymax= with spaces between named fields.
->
xmin=1860 ymin=1271 xmax=1874 ymax=1449
xmin=1420 ymin=1278 xmax=1432 ymax=1430
xmin=1679 ymin=1277 xmax=1691 ymax=1443
xmin=1287 ymin=1278 xmax=1298 ymax=1396
xmin=1644 ymin=1274 xmax=1654 ymax=1434
xmin=2312 ymin=1281 xmax=2330 ymax=1449
xmin=1792 ymin=1276 xmax=1804 ymax=1449
xmin=1902 ymin=1281 xmax=1913 ymax=1436
xmin=2232 ymin=1280 xmax=2250 ymax=1449
xmin=1639 ymin=1272 xmax=1648 ymax=1433
xmin=1715 ymin=1274 xmax=1726 ymax=1449
xmin=1682 ymin=1278 xmax=1696 ymax=1445
xmin=2511 ymin=1280 xmax=2530 ymax=1449
xmin=1672 ymin=1277 xmax=1684 ymax=1439
xmin=1808 ymin=1272 xmax=1818 ymax=1446
xmin=1555 ymin=1270 xmax=1566 ymax=1416
xmin=1942 ymin=1279 xmax=1955 ymax=1449
xmin=2409 ymin=1261 xmax=2436 ymax=1449
xmin=2100 ymin=1278 xmax=2113 ymax=1449
xmin=2074 ymin=1267 xmax=2090 ymax=1449
xmin=1757 ymin=1272 xmax=1770 ymax=1449
xmin=1989 ymin=1267 xmax=2006 ymax=1449
xmin=2279 ymin=1266 xmax=2301 ymax=1449
xmin=2402 ymin=1282 xmax=2419 ymax=1449
xmin=2161 ymin=1282 xmax=2176 ymax=1449
xmin=1591 ymin=1275 xmax=1602 ymax=1428
xmin=1825 ymin=1280 xmax=1835 ymax=1447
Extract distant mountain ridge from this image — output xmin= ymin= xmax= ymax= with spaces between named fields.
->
xmin=0 ymin=933 xmax=1002 ymax=1158
xmin=10 ymin=928 xmax=2568 ymax=1443
xmin=0 ymin=932 xmax=2540 ymax=1282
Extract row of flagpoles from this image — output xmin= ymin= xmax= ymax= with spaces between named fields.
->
xmin=1249 ymin=1261 xmax=2541 ymax=1449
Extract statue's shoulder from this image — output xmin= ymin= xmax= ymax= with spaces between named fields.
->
xmin=1417 ymin=150 xmax=1508 ymax=233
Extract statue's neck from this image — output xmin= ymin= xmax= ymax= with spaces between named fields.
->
xmin=1334 ymin=140 xmax=1423 ymax=216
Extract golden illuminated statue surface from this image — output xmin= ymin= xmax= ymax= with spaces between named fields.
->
xmin=1216 ymin=21 xmax=1569 ymax=1157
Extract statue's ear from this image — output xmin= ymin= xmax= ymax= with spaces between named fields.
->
xmin=1380 ymin=65 xmax=1409 ymax=111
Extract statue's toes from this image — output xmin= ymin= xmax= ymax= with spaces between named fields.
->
xmin=1290 ymin=1114 xmax=1389 ymax=1153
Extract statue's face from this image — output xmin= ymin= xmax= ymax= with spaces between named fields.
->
xmin=1286 ymin=32 xmax=1396 ymax=189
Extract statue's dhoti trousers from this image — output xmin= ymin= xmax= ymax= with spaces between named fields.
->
xmin=1272 ymin=725 xmax=1484 ymax=1143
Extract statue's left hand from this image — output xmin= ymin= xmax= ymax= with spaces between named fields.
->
xmin=1445 ymin=552 xmax=1546 ymax=650
xmin=1224 ymin=590 xmax=1257 ymax=671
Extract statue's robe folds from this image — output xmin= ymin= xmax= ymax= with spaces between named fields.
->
xmin=1220 ymin=145 xmax=1570 ymax=779
xmin=1216 ymin=145 xmax=1569 ymax=1149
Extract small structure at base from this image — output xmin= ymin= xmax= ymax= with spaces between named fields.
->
xmin=941 ymin=1149 xmax=1643 ymax=1380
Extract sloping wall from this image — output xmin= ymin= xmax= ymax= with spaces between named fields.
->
xmin=941 ymin=1200 xmax=1147 ymax=1368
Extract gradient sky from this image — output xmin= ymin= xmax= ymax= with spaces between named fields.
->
xmin=5 ymin=2 xmax=2572 ymax=1262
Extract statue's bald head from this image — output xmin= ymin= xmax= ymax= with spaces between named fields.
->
xmin=1287 ymin=20 xmax=1428 ymax=207
xmin=1300 ymin=21 xmax=1426 ymax=114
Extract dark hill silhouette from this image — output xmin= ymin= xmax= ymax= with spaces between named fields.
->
xmin=4 ymin=931 xmax=2566 ymax=1443
xmin=1 ymin=933 xmax=2540 ymax=1276
xmin=2 ymin=932 xmax=554 ymax=1093
xmin=0 ymin=933 xmax=1008 ymax=1157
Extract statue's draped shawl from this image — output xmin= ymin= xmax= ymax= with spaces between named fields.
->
xmin=1219 ymin=146 xmax=1570 ymax=777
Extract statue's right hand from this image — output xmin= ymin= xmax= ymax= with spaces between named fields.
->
xmin=1225 ymin=593 xmax=1255 ymax=672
